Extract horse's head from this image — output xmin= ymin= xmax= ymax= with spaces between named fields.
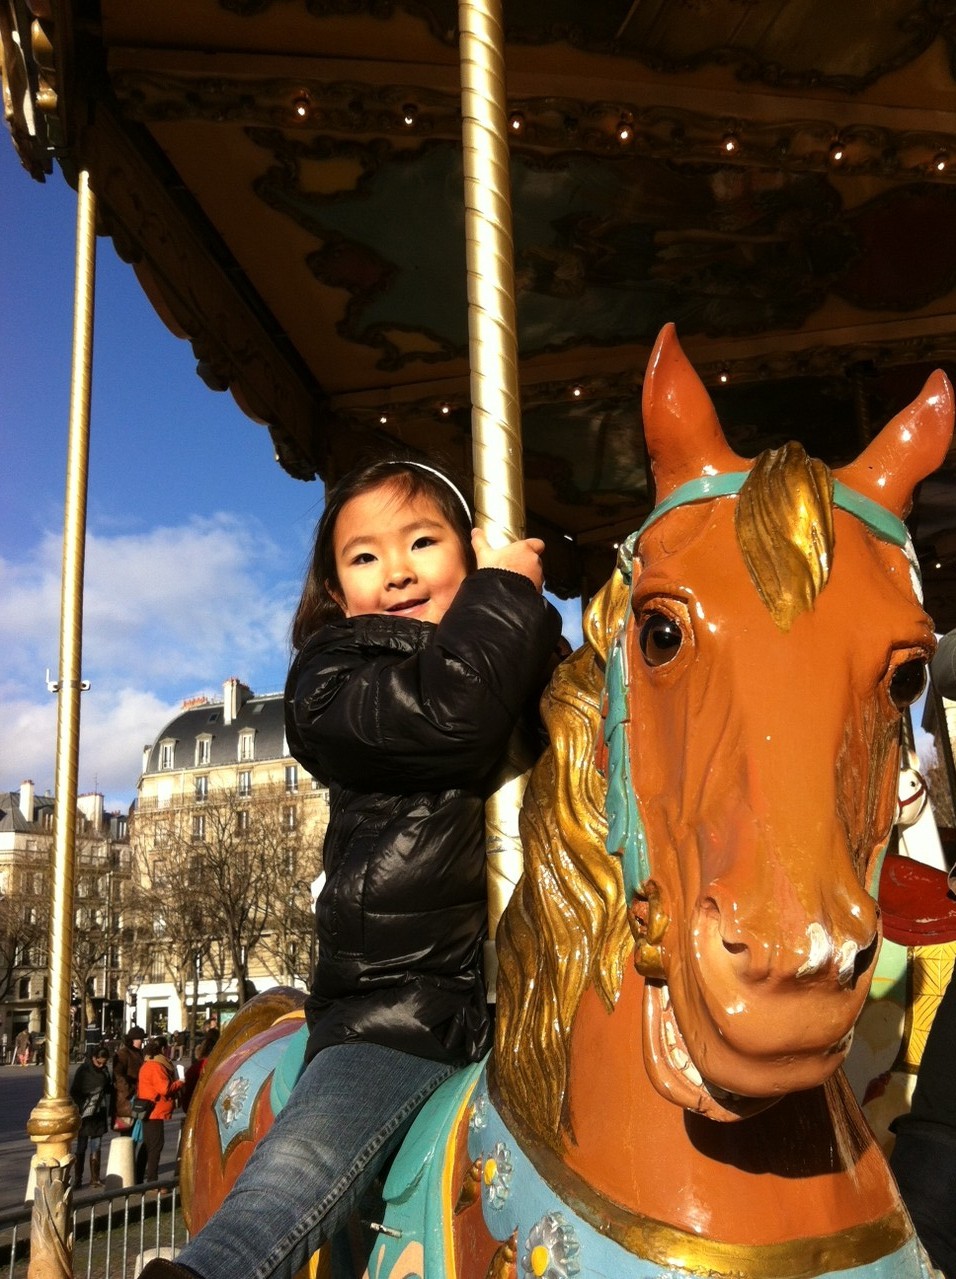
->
xmin=496 ymin=325 xmax=953 ymax=1145
xmin=604 ymin=325 xmax=953 ymax=1121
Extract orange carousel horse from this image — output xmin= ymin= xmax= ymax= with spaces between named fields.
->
xmin=180 ymin=325 xmax=955 ymax=1279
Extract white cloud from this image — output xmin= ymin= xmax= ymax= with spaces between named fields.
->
xmin=0 ymin=514 xmax=300 ymax=806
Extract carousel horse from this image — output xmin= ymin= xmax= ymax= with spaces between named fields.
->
xmin=180 ymin=325 xmax=956 ymax=1279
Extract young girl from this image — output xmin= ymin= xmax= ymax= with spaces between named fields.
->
xmin=140 ymin=457 xmax=561 ymax=1279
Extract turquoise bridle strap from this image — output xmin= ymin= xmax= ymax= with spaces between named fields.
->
xmin=604 ymin=471 xmax=912 ymax=899
xmin=635 ymin=472 xmax=909 ymax=547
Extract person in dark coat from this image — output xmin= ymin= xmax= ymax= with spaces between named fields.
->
xmin=180 ymin=1029 xmax=220 ymax=1112
xmin=112 ymin=1025 xmax=145 ymax=1131
xmin=140 ymin=458 xmax=561 ymax=1279
xmin=70 ymin=1045 xmax=112 ymax=1188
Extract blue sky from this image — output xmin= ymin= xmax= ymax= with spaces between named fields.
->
xmin=1 ymin=142 xmax=342 ymax=808
xmin=0 ymin=141 xmax=582 ymax=810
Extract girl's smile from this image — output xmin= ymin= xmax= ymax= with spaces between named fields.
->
xmin=331 ymin=479 xmax=469 ymax=625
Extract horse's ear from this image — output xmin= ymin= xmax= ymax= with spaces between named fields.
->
xmin=835 ymin=371 xmax=954 ymax=518
xmin=642 ymin=323 xmax=746 ymax=502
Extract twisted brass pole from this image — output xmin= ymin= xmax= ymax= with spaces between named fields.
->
xmin=458 ymin=0 xmax=528 ymax=990
xmin=27 ymin=167 xmax=96 ymax=1279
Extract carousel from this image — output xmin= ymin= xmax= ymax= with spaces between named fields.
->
xmin=5 ymin=4 xmax=956 ymax=1277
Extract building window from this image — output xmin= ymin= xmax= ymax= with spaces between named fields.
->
xmin=18 ymin=977 xmax=29 ymax=1000
xmin=195 ymin=774 xmax=209 ymax=803
xmin=236 ymin=809 xmax=250 ymax=834
xmin=285 ymin=765 xmax=298 ymax=793
xmin=238 ymin=730 xmax=256 ymax=762
xmin=192 ymin=813 xmax=206 ymax=842
xmin=196 ymin=735 xmax=212 ymax=766
xmin=238 ymin=769 xmax=252 ymax=798
xmin=283 ymin=805 xmax=297 ymax=831
xmin=159 ymin=739 xmax=176 ymax=770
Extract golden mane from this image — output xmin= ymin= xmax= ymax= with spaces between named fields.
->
xmin=494 ymin=446 xmax=839 ymax=1149
xmin=494 ymin=571 xmax=632 ymax=1147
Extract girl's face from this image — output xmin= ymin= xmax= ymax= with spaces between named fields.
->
xmin=331 ymin=479 xmax=470 ymax=624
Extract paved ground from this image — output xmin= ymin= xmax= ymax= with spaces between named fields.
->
xmin=0 ymin=1063 xmax=182 ymax=1214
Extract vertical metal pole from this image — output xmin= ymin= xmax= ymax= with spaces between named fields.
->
xmin=458 ymin=0 xmax=528 ymax=989
xmin=27 ymin=167 xmax=96 ymax=1279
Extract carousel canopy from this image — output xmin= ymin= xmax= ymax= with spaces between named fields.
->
xmin=5 ymin=1 xmax=956 ymax=621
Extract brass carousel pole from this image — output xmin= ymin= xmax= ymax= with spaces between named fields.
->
xmin=27 ymin=167 xmax=97 ymax=1279
xmin=457 ymin=0 xmax=527 ymax=992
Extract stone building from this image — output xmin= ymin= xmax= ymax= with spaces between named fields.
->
xmin=0 ymin=783 xmax=131 ymax=1053
xmin=130 ymin=678 xmax=329 ymax=1038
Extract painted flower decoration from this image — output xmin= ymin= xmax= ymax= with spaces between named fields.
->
xmin=469 ymin=1092 xmax=488 ymax=1133
xmin=216 ymin=1075 xmax=251 ymax=1129
xmin=482 ymin=1140 xmax=513 ymax=1208
xmin=522 ymin=1212 xmax=581 ymax=1279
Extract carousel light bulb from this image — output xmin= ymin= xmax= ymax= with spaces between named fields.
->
xmin=439 ymin=402 xmax=451 ymax=416
xmin=379 ymin=413 xmax=388 ymax=425
xmin=829 ymin=139 xmax=846 ymax=165
xmin=616 ymin=115 xmax=633 ymax=144
xmin=293 ymin=92 xmax=311 ymax=119
xmin=934 ymin=151 xmax=948 ymax=173
xmin=719 ymin=370 xmax=729 ymax=384
xmin=571 ymin=384 xmax=583 ymax=398
xmin=402 ymin=103 xmax=417 ymax=127
xmin=509 ymin=111 xmax=525 ymax=134
xmin=721 ymin=132 xmax=739 ymax=155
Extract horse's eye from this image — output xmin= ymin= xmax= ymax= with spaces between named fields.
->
xmin=639 ymin=613 xmax=683 ymax=667
xmin=889 ymin=659 xmax=927 ymax=711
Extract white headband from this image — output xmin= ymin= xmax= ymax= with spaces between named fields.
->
xmin=387 ymin=461 xmax=472 ymax=523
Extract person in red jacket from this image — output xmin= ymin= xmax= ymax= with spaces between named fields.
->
xmin=136 ymin=1037 xmax=183 ymax=1187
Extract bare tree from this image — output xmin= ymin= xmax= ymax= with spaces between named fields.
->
xmin=0 ymin=895 xmax=46 ymax=1006
xmin=127 ymin=826 xmax=217 ymax=1033
xmin=130 ymin=783 xmax=322 ymax=1015
xmin=72 ymin=839 xmax=127 ymax=1030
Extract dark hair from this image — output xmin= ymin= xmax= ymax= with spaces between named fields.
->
xmin=197 ymin=1028 xmax=220 ymax=1060
xmin=291 ymin=457 xmax=476 ymax=649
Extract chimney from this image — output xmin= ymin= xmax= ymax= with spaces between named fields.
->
xmin=77 ymin=792 xmax=105 ymax=831
xmin=223 ymin=677 xmax=239 ymax=725
xmin=143 ymin=744 xmax=152 ymax=774
xmin=19 ymin=780 xmax=35 ymax=824
xmin=223 ymin=678 xmax=251 ymax=726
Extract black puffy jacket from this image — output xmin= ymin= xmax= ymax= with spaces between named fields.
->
xmin=285 ymin=569 xmax=562 ymax=1065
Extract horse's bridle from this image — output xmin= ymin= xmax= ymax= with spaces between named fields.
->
xmin=603 ymin=469 xmax=918 ymax=911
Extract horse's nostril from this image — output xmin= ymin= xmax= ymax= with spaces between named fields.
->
xmin=723 ymin=940 xmax=747 ymax=956
xmin=852 ymin=935 xmax=879 ymax=986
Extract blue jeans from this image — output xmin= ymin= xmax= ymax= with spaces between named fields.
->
xmin=176 ymin=1042 xmax=456 ymax=1279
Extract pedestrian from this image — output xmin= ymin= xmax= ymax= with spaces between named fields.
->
xmin=15 ymin=1029 xmax=31 ymax=1067
xmin=136 ymin=1037 xmax=183 ymax=1189
xmin=112 ymin=1025 xmax=145 ymax=1133
xmin=70 ymin=1044 xmax=112 ymax=1189
xmin=139 ymin=455 xmax=561 ymax=1279
xmin=180 ymin=1029 xmax=220 ymax=1112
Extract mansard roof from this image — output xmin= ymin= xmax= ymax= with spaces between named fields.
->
xmin=142 ymin=691 xmax=287 ymax=776
xmin=0 ymin=789 xmax=55 ymax=834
